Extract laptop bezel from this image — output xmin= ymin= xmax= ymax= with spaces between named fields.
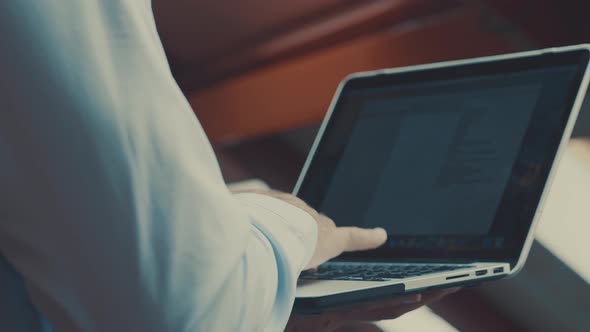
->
xmin=293 ymin=45 xmax=590 ymax=271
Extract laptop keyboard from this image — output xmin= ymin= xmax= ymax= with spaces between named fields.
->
xmin=299 ymin=263 xmax=473 ymax=281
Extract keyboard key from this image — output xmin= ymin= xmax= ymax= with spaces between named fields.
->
xmin=299 ymin=263 xmax=473 ymax=281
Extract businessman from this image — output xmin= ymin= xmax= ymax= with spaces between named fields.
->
xmin=0 ymin=1 xmax=453 ymax=331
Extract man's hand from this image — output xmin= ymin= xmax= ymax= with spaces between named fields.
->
xmin=231 ymin=188 xmax=460 ymax=329
xmin=231 ymin=189 xmax=387 ymax=270
xmin=285 ymin=288 xmax=460 ymax=332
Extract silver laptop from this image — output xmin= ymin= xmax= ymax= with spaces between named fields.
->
xmin=293 ymin=45 xmax=590 ymax=312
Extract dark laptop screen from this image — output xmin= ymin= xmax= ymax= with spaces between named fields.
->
xmin=296 ymin=50 xmax=589 ymax=265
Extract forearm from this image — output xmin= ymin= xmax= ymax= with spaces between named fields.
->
xmin=0 ymin=1 xmax=316 ymax=330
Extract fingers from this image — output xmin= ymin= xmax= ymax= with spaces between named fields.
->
xmin=328 ymin=294 xmax=422 ymax=314
xmin=339 ymin=227 xmax=387 ymax=252
xmin=232 ymin=189 xmax=390 ymax=267
xmin=354 ymin=288 xmax=461 ymax=321
xmin=323 ymin=290 xmax=457 ymax=323
xmin=347 ymin=301 xmax=426 ymax=322
xmin=418 ymin=287 xmax=461 ymax=304
xmin=325 ymin=296 xmax=425 ymax=323
xmin=306 ymin=289 xmax=462 ymax=328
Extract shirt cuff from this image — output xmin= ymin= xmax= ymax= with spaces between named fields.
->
xmin=233 ymin=192 xmax=318 ymax=271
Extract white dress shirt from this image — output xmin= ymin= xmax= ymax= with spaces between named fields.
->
xmin=0 ymin=1 xmax=317 ymax=331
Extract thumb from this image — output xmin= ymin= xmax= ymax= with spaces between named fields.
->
xmin=339 ymin=227 xmax=387 ymax=252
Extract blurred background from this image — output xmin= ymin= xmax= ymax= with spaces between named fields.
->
xmin=153 ymin=1 xmax=590 ymax=331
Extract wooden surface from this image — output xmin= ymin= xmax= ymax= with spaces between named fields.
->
xmin=155 ymin=0 xmax=590 ymax=144
xmin=189 ymin=8 xmax=515 ymax=143
xmin=535 ymin=138 xmax=590 ymax=281
xmin=155 ymin=0 xmax=458 ymax=90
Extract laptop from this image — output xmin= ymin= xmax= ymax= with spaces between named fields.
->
xmin=293 ymin=45 xmax=590 ymax=312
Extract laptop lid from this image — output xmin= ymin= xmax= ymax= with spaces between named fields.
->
xmin=294 ymin=46 xmax=590 ymax=268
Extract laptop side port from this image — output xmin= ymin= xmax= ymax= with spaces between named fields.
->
xmin=475 ymin=270 xmax=488 ymax=276
xmin=493 ymin=267 xmax=505 ymax=274
xmin=446 ymin=274 xmax=469 ymax=280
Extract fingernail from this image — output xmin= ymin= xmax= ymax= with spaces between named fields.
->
xmin=374 ymin=228 xmax=387 ymax=237
xmin=402 ymin=294 xmax=421 ymax=304
xmin=431 ymin=287 xmax=461 ymax=300
xmin=441 ymin=287 xmax=461 ymax=295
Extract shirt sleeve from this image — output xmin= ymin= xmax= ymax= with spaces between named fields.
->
xmin=0 ymin=1 xmax=316 ymax=331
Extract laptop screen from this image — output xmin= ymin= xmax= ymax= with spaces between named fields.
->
xmin=296 ymin=50 xmax=589 ymax=265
